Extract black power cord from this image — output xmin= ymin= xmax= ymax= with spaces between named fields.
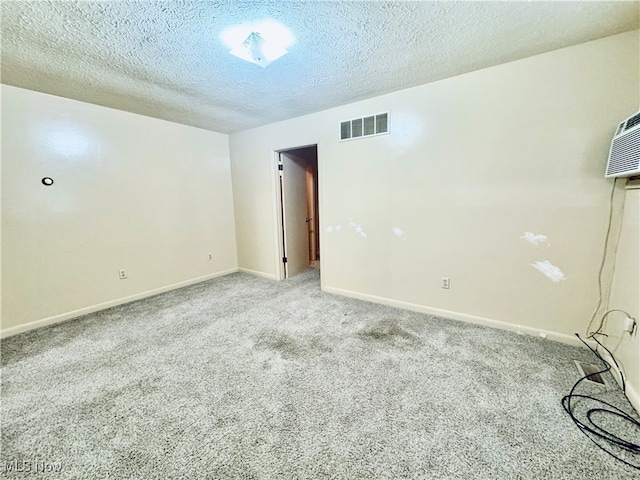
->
xmin=561 ymin=333 xmax=640 ymax=470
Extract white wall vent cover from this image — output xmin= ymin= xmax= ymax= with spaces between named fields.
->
xmin=605 ymin=111 xmax=640 ymax=178
xmin=340 ymin=112 xmax=389 ymax=141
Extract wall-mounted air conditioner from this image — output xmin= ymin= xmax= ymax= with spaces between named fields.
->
xmin=605 ymin=111 xmax=640 ymax=178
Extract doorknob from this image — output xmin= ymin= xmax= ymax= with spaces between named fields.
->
xmin=305 ymin=217 xmax=312 ymax=222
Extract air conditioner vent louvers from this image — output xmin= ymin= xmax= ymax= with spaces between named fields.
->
xmin=605 ymin=111 xmax=640 ymax=178
xmin=625 ymin=112 xmax=640 ymax=131
xmin=339 ymin=112 xmax=389 ymax=141
xmin=607 ymin=131 xmax=640 ymax=175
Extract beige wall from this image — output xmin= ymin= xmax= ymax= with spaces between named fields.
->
xmin=230 ymin=31 xmax=639 ymax=345
xmin=605 ymin=185 xmax=640 ymax=412
xmin=1 ymin=85 xmax=237 ymax=335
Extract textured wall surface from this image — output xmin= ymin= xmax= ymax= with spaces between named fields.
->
xmin=1 ymin=1 xmax=638 ymax=133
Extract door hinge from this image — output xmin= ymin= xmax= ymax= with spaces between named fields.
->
xmin=278 ymin=164 xmax=283 ymax=171
xmin=282 ymin=257 xmax=287 ymax=263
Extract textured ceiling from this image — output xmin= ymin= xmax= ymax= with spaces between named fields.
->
xmin=1 ymin=1 xmax=638 ymax=134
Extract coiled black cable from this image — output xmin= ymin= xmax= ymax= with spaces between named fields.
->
xmin=561 ymin=333 xmax=640 ymax=470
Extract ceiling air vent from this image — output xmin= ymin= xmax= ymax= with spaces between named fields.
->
xmin=340 ymin=112 xmax=389 ymax=141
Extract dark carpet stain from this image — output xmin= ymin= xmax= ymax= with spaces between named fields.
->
xmin=253 ymin=330 xmax=332 ymax=360
xmin=357 ymin=318 xmax=422 ymax=349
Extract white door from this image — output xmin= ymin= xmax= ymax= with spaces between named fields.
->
xmin=281 ymin=152 xmax=310 ymax=277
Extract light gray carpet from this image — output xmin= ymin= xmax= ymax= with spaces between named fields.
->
xmin=1 ymin=268 xmax=638 ymax=479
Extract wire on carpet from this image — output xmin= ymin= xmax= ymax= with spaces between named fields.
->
xmin=562 ymin=333 xmax=640 ymax=470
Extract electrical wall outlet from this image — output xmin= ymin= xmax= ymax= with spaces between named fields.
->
xmin=119 ymin=269 xmax=128 ymax=279
xmin=623 ymin=317 xmax=636 ymax=334
xmin=208 ymin=253 xmax=213 ymax=260
xmin=441 ymin=277 xmax=450 ymax=289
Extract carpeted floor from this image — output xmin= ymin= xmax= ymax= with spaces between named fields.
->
xmin=1 ymin=268 xmax=638 ymax=479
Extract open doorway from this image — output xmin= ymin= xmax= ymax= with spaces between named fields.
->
xmin=277 ymin=145 xmax=319 ymax=279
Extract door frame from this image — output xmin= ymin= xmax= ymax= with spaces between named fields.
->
xmin=271 ymin=143 xmax=323 ymax=284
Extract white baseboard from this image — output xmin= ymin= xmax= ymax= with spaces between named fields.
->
xmin=1 ymin=268 xmax=238 ymax=339
xmin=323 ymin=285 xmax=640 ymax=413
xmin=596 ymin=346 xmax=640 ymax=415
xmin=322 ymin=285 xmax=584 ymax=347
xmin=237 ymin=267 xmax=277 ymax=281
xmin=624 ymin=380 xmax=640 ymax=416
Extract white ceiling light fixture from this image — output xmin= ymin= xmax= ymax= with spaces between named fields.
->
xmin=221 ymin=20 xmax=295 ymax=68
xmin=229 ymin=31 xmax=287 ymax=68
